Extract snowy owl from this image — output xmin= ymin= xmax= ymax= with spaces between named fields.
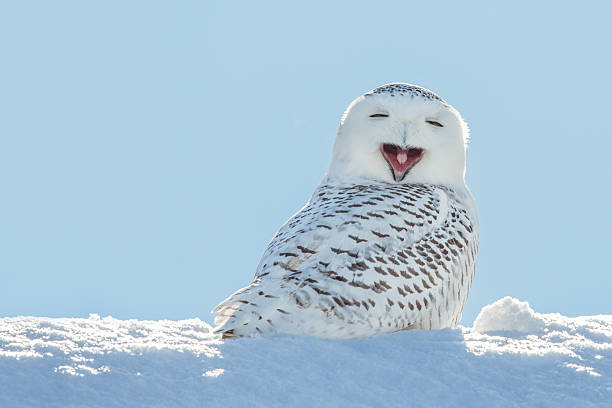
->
xmin=213 ymin=83 xmax=478 ymax=339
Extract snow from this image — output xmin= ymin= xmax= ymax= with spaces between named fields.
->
xmin=1 ymin=298 xmax=611 ymax=408
xmin=473 ymin=296 xmax=546 ymax=333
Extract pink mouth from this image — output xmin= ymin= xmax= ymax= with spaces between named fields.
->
xmin=380 ymin=144 xmax=425 ymax=182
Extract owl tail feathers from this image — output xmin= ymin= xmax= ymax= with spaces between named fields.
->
xmin=211 ymin=283 xmax=284 ymax=339
xmin=210 ymin=288 xmax=252 ymax=339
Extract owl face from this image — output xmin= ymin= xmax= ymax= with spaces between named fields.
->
xmin=327 ymin=84 xmax=469 ymax=187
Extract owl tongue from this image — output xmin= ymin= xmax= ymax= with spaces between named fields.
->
xmin=381 ymin=144 xmax=425 ymax=181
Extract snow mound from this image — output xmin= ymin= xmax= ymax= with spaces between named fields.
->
xmin=473 ymin=296 xmax=546 ymax=333
xmin=1 ymin=299 xmax=612 ymax=408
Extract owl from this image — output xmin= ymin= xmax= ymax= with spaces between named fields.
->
xmin=213 ymin=83 xmax=478 ymax=339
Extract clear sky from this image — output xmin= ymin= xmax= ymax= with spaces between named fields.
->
xmin=1 ymin=1 xmax=610 ymax=325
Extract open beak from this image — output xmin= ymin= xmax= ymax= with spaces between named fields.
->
xmin=380 ymin=144 xmax=425 ymax=182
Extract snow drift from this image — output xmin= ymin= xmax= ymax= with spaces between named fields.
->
xmin=1 ymin=297 xmax=611 ymax=408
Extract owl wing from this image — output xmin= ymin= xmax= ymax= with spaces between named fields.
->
xmin=212 ymin=183 xmax=477 ymax=338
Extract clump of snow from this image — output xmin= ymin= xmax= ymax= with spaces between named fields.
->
xmin=1 ymin=299 xmax=611 ymax=407
xmin=473 ymin=296 xmax=546 ymax=333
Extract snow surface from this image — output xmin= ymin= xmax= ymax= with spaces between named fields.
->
xmin=1 ymin=297 xmax=611 ymax=408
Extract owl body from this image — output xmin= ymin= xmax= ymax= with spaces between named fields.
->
xmin=213 ymin=83 xmax=479 ymax=338
xmin=214 ymin=181 xmax=478 ymax=338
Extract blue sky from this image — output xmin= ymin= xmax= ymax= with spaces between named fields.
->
xmin=1 ymin=1 xmax=610 ymax=325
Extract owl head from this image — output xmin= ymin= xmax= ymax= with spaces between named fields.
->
xmin=326 ymin=83 xmax=470 ymax=187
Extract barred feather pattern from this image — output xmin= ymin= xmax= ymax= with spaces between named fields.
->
xmin=213 ymin=182 xmax=478 ymax=339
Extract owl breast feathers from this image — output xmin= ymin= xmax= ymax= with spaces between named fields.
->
xmin=213 ymin=183 xmax=478 ymax=339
